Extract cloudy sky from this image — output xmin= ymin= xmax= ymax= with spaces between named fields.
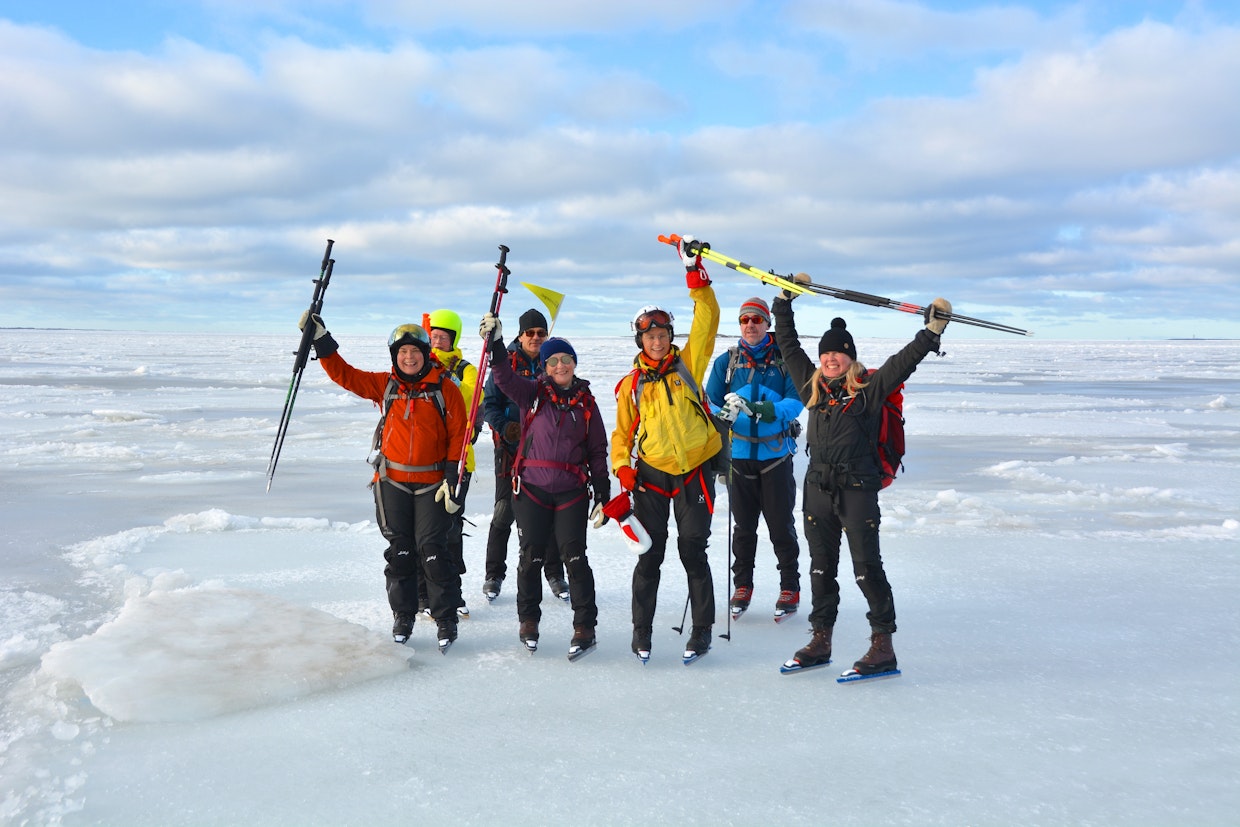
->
xmin=3 ymin=0 xmax=1238 ymax=340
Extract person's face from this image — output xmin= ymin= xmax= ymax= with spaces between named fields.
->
xmin=739 ymin=313 xmax=769 ymax=346
xmin=429 ymin=328 xmax=454 ymax=352
xmin=397 ymin=344 xmax=425 ymax=375
xmin=818 ymin=350 xmax=852 ymax=380
xmin=520 ymin=326 xmax=548 ymax=358
xmin=544 ymin=352 xmax=576 ymax=388
xmin=641 ymin=327 xmax=671 ymax=360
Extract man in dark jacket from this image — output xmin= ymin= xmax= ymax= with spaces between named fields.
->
xmin=480 ymin=308 xmax=566 ymax=601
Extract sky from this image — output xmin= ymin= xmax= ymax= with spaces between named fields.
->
xmin=2 ymin=0 xmax=1239 ymax=340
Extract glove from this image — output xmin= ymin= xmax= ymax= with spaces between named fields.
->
xmin=723 ymin=392 xmax=754 ymax=420
xmin=749 ymin=400 xmax=776 ymax=421
xmin=590 ymin=499 xmax=609 ymax=528
xmin=616 ymin=465 xmax=639 ymax=492
xmin=298 ymin=310 xmax=329 ymax=340
xmin=715 ymin=399 xmax=739 ymax=423
xmin=435 ymin=480 xmax=461 ymax=514
xmin=779 ymin=272 xmax=812 ymax=302
xmin=678 ymin=235 xmax=711 ymax=289
xmin=924 ymin=297 xmax=952 ymax=335
xmin=479 ymin=312 xmax=502 ymax=343
xmin=502 ymin=421 xmax=521 ymax=443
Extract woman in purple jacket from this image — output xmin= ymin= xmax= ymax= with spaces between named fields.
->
xmin=481 ymin=314 xmax=611 ymax=660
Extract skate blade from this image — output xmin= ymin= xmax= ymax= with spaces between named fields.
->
xmin=779 ymin=657 xmax=831 ymax=674
xmin=837 ymin=668 xmax=901 ymax=683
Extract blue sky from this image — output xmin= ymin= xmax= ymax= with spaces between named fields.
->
xmin=2 ymin=0 xmax=1239 ymax=339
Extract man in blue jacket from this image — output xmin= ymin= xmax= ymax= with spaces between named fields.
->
xmin=706 ymin=297 xmax=805 ymax=621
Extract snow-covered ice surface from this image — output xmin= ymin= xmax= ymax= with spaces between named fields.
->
xmin=1 ymin=329 xmax=1237 ymax=826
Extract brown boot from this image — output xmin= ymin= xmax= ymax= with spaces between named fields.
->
xmin=568 ymin=625 xmax=596 ymax=660
xmin=853 ymin=631 xmax=897 ymax=675
xmin=519 ymin=619 xmax=539 ymax=652
xmin=793 ymin=626 xmax=833 ymax=667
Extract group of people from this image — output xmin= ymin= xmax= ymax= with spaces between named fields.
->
xmin=298 ymin=235 xmax=952 ymax=673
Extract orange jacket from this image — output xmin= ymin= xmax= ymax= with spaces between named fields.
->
xmin=320 ymin=352 xmax=466 ymax=485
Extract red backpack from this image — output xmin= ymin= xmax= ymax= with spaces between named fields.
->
xmin=845 ymin=370 xmax=905 ymax=489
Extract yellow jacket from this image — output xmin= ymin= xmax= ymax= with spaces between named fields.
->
xmin=611 ymin=284 xmax=721 ymax=476
xmin=433 ymin=346 xmax=480 ymax=474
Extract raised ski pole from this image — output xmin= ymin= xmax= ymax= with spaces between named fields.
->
xmin=658 ymin=234 xmax=1032 ymax=336
xmin=456 ymin=245 xmax=510 ymax=498
xmin=266 ymin=239 xmax=335 ymax=491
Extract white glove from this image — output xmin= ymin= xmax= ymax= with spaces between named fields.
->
xmin=435 ymin=481 xmax=461 ymax=514
xmin=678 ymin=234 xmax=701 ymax=270
xmin=298 ymin=310 xmax=328 ymax=340
xmin=479 ymin=312 xmax=502 ymax=343
xmin=723 ymin=392 xmax=754 ymax=420
xmin=590 ymin=502 xmax=608 ymax=528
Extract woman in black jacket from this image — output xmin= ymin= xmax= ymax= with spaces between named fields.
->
xmin=772 ymin=274 xmax=951 ymax=677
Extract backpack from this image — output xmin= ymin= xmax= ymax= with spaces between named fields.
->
xmin=857 ymin=369 xmax=905 ymax=489
xmin=619 ymin=358 xmax=730 ymax=475
xmin=511 ymin=378 xmax=596 ymax=488
xmin=369 ymin=372 xmax=450 ymax=485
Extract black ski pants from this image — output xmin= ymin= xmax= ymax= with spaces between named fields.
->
xmin=484 ymin=444 xmax=564 ymax=583
xmin=631 ymin=459 xmax=716 ymax=630
xmin=374 ymin=478 xmax=462 ymax=623
xmin=728 ymin=455 xmax=801 ymax=593
xmin=512 ymin=483 xmax=598 ymax=629
xmin=801 ymin=482 xmax=896 ymax=634
xmin=418 ymin=471 xmax=471 ymax=608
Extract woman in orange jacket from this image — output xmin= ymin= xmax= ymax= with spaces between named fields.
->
xmin=300 ymin=312 xmax=467 ymax=652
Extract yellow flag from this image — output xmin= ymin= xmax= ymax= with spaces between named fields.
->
xmin=521 ymin=282 xmax=566 ymax=333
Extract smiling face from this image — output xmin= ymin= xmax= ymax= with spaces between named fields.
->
xmin=520 ymin=326 xmax=547 ymax=359
xmin=739 ymin=314 xmax=769 ymax=346
xmin=640 ymin=327 xmax=672 ymax=360
xmin=819 ymin=350 xmax=853 ymax=380
xmin=544 ymin=353 xmax=576 ymax=388
xmin=396 ymin=344 xmax=425 ymax=376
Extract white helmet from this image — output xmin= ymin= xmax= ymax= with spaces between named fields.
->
xmin=631 ymin=305 xmax=674 ymax=346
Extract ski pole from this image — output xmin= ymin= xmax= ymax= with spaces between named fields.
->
xmin=657 ymin=234 xmax=810 ymax=297
xmin=721 ymin=471 xmax=733 ymax=643
xmin=672 ymin=594 xmax=690 ymax=635
xmin=266 ymin=239 xmax=335 ymax=491
xmin=658 ymin=234 xmax=1032 ymax=336
xmin=457 ymin=245 xmax=510 ymax=498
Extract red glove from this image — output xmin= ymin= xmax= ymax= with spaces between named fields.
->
xmin=678 ymin=235 xmax=711 ymax=289
xmin=616 ymin=465 xmax=639 ymax=492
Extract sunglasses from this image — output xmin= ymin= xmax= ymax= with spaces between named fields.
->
xmin=544 ymin=354 xmax=575 ymax=368
xmin=523 ymin=328 xmax=548 ymax=338
xmin=633 ymin=309 xmax=673 ymax=333
xmin=739 ymin=315 xmax=768 ymax=325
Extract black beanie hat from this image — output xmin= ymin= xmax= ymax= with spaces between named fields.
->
xmin=519 ymin=308 xmax=548 ymax=333
xmin=818 ymin=317 xmax=856 ymax=358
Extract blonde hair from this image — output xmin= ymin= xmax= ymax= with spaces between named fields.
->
xmin=805 ymin=360 xmax=868 ymax=408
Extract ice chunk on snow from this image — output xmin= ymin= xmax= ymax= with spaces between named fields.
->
xmin=39 ymin=587 xmax=411 ymax=723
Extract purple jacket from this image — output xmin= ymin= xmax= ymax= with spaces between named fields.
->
xmin=490 ymin=341 xmax=611 ymax=499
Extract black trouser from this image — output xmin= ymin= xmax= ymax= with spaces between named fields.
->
xmin=512 ymin=482 xmax=597 ymax=629
xmin=801 ymin=482 xmax=895 ymax=634
xmin=728 ymin=455 xmax=800 ymax=592
xmin=631 ymin=459 xmax=716 ymax=629
xmin=374 ymin=478 xmax=462 ymax=623
xmin=485 ymin=445 xmax=563 ymax=582
xmin=419 ymin=471 xmax=470 ymax=608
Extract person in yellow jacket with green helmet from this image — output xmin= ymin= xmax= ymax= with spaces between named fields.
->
xmin=418 ymin=308 xmax=480 ymax=620
xmin=610 ymin=235 xmax=721 ymax=664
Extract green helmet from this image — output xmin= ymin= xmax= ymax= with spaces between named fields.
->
xmin=427 ymin=308 xmax=463 ymax=349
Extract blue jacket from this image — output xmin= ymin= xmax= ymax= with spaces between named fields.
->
xmin=705 ymin=336 xmax=803 ymax=462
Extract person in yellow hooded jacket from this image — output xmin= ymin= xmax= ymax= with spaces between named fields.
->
xmin=419 ymin=308 xmax=479 ymax=621
xmin=610 ymin=235 xmax=721 ymax=664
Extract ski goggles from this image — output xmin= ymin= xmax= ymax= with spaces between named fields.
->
xmin=633 ymin=309 xmax=673 ymax=334
xmin=388 ymin=324 xmax=429 ymax=346
xmin=738 ymin=314 xmax=768 ymax=325
xmin=544 ymin=354 xmax=575 ymax=368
